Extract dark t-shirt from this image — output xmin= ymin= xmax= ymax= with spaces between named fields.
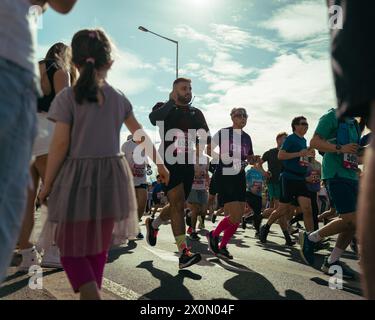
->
xmin=213 ymin=127 xmax=254 ymax=171
xmin=280 ymin=133 xmax=308 ymax=181
xmin=149 ymin=100 xmax=210 ymax=164
xmin=262 ymin=148 xmax=283 ymax=184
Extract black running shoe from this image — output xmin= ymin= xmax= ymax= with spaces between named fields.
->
xmin=145 ymin=217 xmax=159 ymax=247
xmin=253 ymin=214 xmax=262 ymax=233
xmin=350 ymin=238 xmax=358 ymax=255
xmin=314 ymin=240 xmax=330 ymax=252
xmin=185 ymin=209 xmax=192 ymax=228
xmin=259 ymin=224 xmax=270 ymax=243
xmin=321 ymin=257 xmax=355 ymax=280
xmin=217 ymin=246 xmax=233 ymax=260
xmin=189 ymin=232 xmax=200 ymax=241
xmin=285 ymin=240 xmax=296 ymax=247
xmin=206 ymin=231 xmax=219 ymax=254
xmin=136 ymin=232 xmax=144 ymax=240
xmin=245 ymin=214 xmax=254 ymax=224
xmin=241 ymin=217 xmax=246 ymax=230
xmin=299 ymin=231 xmax=315 ymax=265
xmin=179 ymin=248 xmax=202 ymax=269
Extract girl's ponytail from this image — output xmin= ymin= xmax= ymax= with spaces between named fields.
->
xmin=74 ymin=58 xmax=99 ymax=104
xmin=71 ymin=29 xmax=112 ymax=105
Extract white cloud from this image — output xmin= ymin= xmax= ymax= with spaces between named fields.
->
xmin=108 ymin=49 xmax=154 ymax=95
xmin=174 ymin=23 xmax=279 ymax=53
xmin=199 ymin=53 xmax=336 ymax=155
xmin=262 ymin=1 xmax=328 ymax=41
xmin=157 ymin=57 xmax=175 ymax=74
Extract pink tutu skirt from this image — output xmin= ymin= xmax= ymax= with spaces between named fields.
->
xmin=47 ymin=155 xmax=138 ymax=257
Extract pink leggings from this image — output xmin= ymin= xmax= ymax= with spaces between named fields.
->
xmin=61 ymin=251 xmax=108 ymax=293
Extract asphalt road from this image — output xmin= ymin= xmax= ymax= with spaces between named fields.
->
xmin=1 ymin=209 xmax=363 ymax=300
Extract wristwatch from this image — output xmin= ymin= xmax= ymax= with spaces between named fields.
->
xmin=335 ymin=144 xmax=342 ymax=153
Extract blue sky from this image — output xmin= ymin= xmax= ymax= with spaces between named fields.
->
xmin=36 ymin=0 xmax=336 ymax=157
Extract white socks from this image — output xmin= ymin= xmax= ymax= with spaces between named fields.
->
xmin=308 ymin=230 xmax=322 ymax=243
xmin=328 ymin=247 xmax=344 ymax=264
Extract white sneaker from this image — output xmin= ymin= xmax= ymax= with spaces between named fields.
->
xmin=17 ymin=246 xmax=42 ymax=272
xmin=41 ymin=245 xmax=62 ymax=268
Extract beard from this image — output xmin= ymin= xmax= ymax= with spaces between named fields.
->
xmin=177 ymin=93 xmax=192 ymax=105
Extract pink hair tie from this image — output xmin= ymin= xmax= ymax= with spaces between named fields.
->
xmin=86 ymin=57 xmax=95 ymax=64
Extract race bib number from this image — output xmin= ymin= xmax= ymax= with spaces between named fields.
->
xmin=133 ymin=164 xmax=145 ymax=178
xmin=343 ymin=153 xmax=358 ymax=170
xmin=192 ymin=178 xmax=206 ymax=190
xmin=175 ymin=132 xmax=194 ymax=154
xmin=311 ymin=170 xmax=320 ymax=183
xmin=253 ymin=181 xmax=263 ymax=192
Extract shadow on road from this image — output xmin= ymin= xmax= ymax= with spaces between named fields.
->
xmin=215 ymin=259 xmax=305 ymax=300
xmin=310 ymin=277 xmax=362 ymax=297
xmin=0 ymin=269 xmax=61 ymax=298
xmin=107 ymin=240 xmax=138 ymax=263
xmin=136 ymin=260 xmax=202 ymax=300
xmin=256 ymin=241 xmax=330 ymax=272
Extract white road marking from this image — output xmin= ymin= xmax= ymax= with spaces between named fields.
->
xmin=102 ymin=278 xmax=147 ymax=300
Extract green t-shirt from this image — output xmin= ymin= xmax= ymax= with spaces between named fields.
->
xmin=315 ymin=108 xmax=359 ymax=181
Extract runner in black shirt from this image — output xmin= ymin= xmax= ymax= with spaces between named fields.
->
xmin=145 ymin=78 xmax=210 ymax=269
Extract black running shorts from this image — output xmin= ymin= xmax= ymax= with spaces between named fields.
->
xmin=279 ymin=176 xmax=310 ymax=204
xmin=216 ymin=170 xmax=246 ymax=205
xmin=163 ymin=164 xmax=195 ymax=200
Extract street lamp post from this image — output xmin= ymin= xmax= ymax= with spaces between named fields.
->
xmin=138 ymin=26 xmax=179 ymax=79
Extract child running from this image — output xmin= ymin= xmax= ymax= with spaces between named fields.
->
xmin=38 ymin=29 xmax=169 ymax=300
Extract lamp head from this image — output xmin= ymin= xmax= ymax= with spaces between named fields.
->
xmin=138 ymin=26 xmax=149 ymax=32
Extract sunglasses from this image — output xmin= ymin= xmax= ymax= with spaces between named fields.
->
xmin=233 ymin=113 xmax=248 ymax=119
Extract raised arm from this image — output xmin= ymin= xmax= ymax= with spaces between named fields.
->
xmin=278 ymin=149 xmax=306 ymax=160
xmin=310 ymin=133 xmax=358 ymax=154
xmin=149 ymin=100 xmax=175 ymax=126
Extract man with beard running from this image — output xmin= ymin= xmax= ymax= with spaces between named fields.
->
xmin=146 ymin=78 xmax=210 ymax=269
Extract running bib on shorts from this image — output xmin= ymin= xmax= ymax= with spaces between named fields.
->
xmin=175 ymin=132 xmax=195 ymax=154
xmin=343 ymin=153 xmax=358 ymax=170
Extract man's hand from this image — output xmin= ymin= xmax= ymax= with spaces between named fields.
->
xmin=307 ymin=148 xmax=315 ymax=157
xmin=341 ymin=143 xmax=359 ymax=154
xmin=299 ymin=149 xmax=310 ymax=157
xmin=157 ymin=164 xmax=170 ymax=186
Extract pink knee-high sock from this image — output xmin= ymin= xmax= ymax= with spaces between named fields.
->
xmin=212 ymin=216 xmax=232 ymax=237
xmin=219 ymin=222 xmax=240 ymax=249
